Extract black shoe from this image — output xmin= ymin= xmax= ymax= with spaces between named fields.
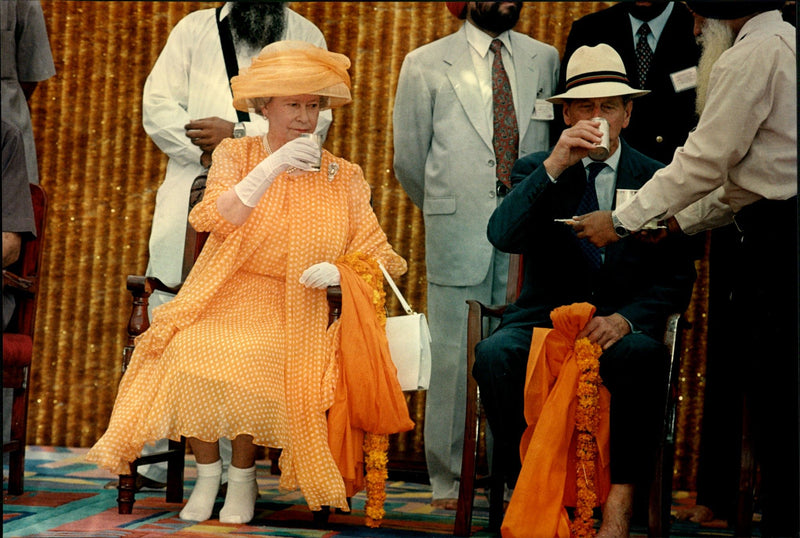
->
xmin=136 ymin=475 xmax=168 ymax=491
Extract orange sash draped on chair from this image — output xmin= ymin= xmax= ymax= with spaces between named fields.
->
xmin=502 ymin=302 xmax=611 ymax=538
xmin=327 ymin=262 xmax=415 ymax=496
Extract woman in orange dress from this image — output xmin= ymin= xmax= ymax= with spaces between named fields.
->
xmin=87 ymin=41 xmax=410 ymax=524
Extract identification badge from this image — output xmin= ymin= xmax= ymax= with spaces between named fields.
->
xmin=532 ymin=99 xmax=554 ymax=121
xmin=670 ymin=66 xmax=698 ymax=93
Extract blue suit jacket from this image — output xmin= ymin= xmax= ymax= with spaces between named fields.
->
xmin=487 ymin=140 xmax=696 ymax=339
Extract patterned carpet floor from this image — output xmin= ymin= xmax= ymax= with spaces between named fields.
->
xmin=3 ymin=447 xmax=753 ymax=538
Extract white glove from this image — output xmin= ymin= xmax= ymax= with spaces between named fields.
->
xmin=233 ymin=136 xmax=321 ymax=207
xmin=299 ymin=262 xmax=340 ymax=289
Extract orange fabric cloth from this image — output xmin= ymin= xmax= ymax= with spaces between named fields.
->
xmin=502 ymin=303 xmax=611 ymax=538
xmin=327 ymin=262 xmax=415 ymax=496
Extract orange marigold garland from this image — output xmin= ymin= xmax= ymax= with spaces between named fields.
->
xmin=336 ymin=252 xmax=389 ymax=528
xmin=363 ymin=432 xmax=389 ymax=527
xmin=572 ymin=337 xmax=603 ymax=538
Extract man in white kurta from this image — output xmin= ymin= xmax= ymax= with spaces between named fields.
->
xmin=138 ymin=1 xmax=329 ymax=486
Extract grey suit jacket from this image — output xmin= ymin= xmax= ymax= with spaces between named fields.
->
xmin=393 ymin=24 xmax=559 ymax=286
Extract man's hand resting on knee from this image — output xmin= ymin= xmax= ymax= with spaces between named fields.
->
xmin=577 ymin=314 xmax=631 ymax=350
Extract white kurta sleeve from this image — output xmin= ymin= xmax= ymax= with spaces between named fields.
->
xmin=142 ymin=16 xmax=201 ymax=168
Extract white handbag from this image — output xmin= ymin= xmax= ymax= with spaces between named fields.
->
xmin=379 ymin=263 xmax=432 ymax=391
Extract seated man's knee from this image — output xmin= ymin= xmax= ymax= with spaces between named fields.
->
xmin=472 ymin=328 xmax=530 ymax=386
xmin=473 ymin=337 xmax=499 ymax=386
xmin=601 ymin=333 xmax=668 ymax=390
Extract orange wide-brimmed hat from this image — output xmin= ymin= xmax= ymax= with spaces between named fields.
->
xmin=231 ymin=41 xmax=352 ymax=112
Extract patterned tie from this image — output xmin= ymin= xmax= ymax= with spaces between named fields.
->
xmin=575 ymin=162 xmax=606 ymax=269
xmin=635 ymin=23 xmax=653 ymax=88
xmin=491 ymin=39 xmax=519 ymax=193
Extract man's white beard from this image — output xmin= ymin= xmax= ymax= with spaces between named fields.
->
xmin=695 ymin=19 xmax=736 ymax=116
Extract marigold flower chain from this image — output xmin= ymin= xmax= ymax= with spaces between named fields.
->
xmin=364 ymin=432 xmax=389 ymax=527
xmin=338 ymin=252 xmax=388 ymax=327
xmin=338 ymin=253 xmax=391 ymax=528
xmin=571 ymin=337 xmax=603 ymax=538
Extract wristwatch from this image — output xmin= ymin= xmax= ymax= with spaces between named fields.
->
xmin=611 ymin=212 xmax=630 ymax=238
xmin=233 ymin=122 xmax=245 ymax=139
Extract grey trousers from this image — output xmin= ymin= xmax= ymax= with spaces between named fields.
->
xmin=424 ymin=250 xmax=508 ymax=500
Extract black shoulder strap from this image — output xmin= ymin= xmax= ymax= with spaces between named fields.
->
xmin=216 ymin=6 xmax=250 ymax=122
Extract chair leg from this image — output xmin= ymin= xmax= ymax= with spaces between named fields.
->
xmin=165 ymin=438 xmax=185 ymax=504
xmin=268 ymin=447 xmax=281 ymax=475
xmin=455 ymin=363 xmax=482 ymax=535
xmin=454 ymin=432 xmax=478 ymax=536
xmin=487 ymin=439 xmax=505 ymax=531
xmin=455 ymin=300 xmax=491 ymax=537
xmin=6 ymin=446 xmax=24 ymax=496
xmin=648 ymin=443 xmax=673 ymax=538
xmin=6 ymin=383 xmax=30 ymax=496
xmin=118 ymin=473 xmax=137 ymax=514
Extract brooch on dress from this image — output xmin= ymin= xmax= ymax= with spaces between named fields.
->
xmin=327 ymin=162 xmax=339 ymax=182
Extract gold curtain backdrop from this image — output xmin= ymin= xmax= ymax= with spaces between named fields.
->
xmin=29 ymin=1 xmax=709 ymax=490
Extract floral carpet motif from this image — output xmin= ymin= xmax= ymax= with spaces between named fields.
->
xmin=3 ymin=447 xmax=753 ymax=537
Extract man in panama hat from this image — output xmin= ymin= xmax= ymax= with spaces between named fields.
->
xmin=474 ymin=43 xmax=696 ymax=537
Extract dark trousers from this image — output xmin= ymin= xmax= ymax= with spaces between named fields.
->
xmin=731 ymin=197 xmax=799 ymax=538
xmin=696 ymin=225 xmax=743 ymax=522
xmin=473 ymin=324 xmax=669 ymax=489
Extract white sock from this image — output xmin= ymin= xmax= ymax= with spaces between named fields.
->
xmin=219 ymin=465 xmax=258 ymax=524
xmin=179 ymin=460 xmax=222 ymax=522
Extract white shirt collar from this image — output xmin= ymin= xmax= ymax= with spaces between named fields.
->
xmin=629 ymin=2 xmax=674 ymax=50
xmin=735 ymin=10 xmax=783 ymax=45
xmin=221 ymin=2 xmax=232 ymax=20
xmin=465 ymin=21 xmax=513 ymax=58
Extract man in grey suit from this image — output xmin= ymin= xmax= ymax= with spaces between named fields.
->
xmin=392 ymin=1 xmax=559 ymax=508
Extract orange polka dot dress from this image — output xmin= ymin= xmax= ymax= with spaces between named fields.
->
xmin=86 ymin=136 xmax=407 ymax=512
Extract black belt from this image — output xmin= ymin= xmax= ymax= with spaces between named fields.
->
xmin=496 ymin=181 xmax=511 ymax=197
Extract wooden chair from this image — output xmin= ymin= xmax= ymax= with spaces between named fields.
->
xmin=455 ymin=253 xmax=523 ymax=534
xmin=3 ymin=183 xmax=48 ymax=495
xmin=115 ymin=172 xmax=343 ymax=514
xmin=647 ymin=311 xmax=684 ymax=538
xmin=454 ymin=251 xmax=685 ymax=536
xmin=117 ymin=275 xmax=186 ymax=514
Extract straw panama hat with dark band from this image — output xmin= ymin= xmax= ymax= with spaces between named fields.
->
xmin=547 ymin=43 xmax=650 ymax=104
